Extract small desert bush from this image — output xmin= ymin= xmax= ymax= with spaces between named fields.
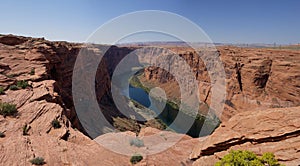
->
xmin=130 ymin=154 xmax=143 ymax=164
xmin=9 ymin=85 xmax=19 ymax=90
xmin=0 ymin=102 xmax=17 ymax=117
xmin=0 ymin=87 xmax=4 ymax=94
xmin=22 ymin=124 xmax=30 ymax=136
xmin=215 ymin=150 xmax=284 ymax=166
xmin=0 ymin=131 xmax=5 ymax=138
xmin=30 ymin=68 xmax=35 ymax=75
xmin=261 ymin=152 xmax=284 ymax=166
xmin=51 ymin=119 xmax=61 ymax=129
xmin=17 ymin=80 xmax=29 ymax=89
xmin=30 ymin=157 xmax=45 ymax=165
xmin=6 ymin=73 xmax=17 ymax=78
xmin=129 ymin=138 xmax=144 ymax=147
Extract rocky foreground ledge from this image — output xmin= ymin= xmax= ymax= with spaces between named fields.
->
xmin=0 ymin=35 xmax=299 ymax=165
xmin=190 ymin=106 xmax=300 ymax=165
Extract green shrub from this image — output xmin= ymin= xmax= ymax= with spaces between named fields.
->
xmin=9 ymin=85 xmax=19 ymax=90
xmin=23 ymin=124 xmax=30 ymax=136
xmin=129 ymin=138 xmax=144 ymax=147
xmin=215 ymin=150 xmax=284 ymax=166
xmin=195 ymin=114 xmax=205 ymax=121
xmin=17 ymin=80 xmax=29 ymax=89
xmin=30 ymin=157 xmax=45 ymax=165
xmin=261 ymin=152 xmax=282 ymax=166
xmin=0 ymin=87 xmax=4 ymax=95
xmin=6 ymin=73 xmax=17 ymax=78
xmin=51 ymin=119 xmax=61 ymax=129
xmin=0 ymin=102 xmax=17 ymax=117
xmin=0 ymin=131 xmax=5 ymax=138
xmin=30 ymin=68 xmax=35 ymax=75
xmin=130 ymin=154 xmax=143 ymax=164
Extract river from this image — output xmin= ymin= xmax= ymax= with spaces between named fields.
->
xmin=122 ymin=84 xmax=219 ymax=137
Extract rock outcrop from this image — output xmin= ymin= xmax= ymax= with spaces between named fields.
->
xmin=141 ymin=46 xmax=300 ymax=121
xmin=0 ymin=35 xmax=197 ymax=165
xmin=0 ymin=34 xmax=29 ymax=46
xmin=0 ymin=34 xmax=299 ymax=165
xmin=190 ymin=106 xmax=300 ymax=166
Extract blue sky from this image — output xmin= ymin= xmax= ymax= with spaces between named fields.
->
xmin=0 ymin=0 xmax=299 ymax=44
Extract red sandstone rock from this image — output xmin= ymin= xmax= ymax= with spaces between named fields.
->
xmin=0 ymin=34 xmax=299 ymax=165
xmin=190 ymin=106 xmax=300 ymax=166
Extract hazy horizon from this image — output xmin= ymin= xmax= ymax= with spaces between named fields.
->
xmin=1 ymin=0 xmax=299 ymax=44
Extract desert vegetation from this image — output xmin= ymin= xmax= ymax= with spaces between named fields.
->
xmin=30 ymin=157 xmax=45 ymax=165
xmin=9 ymin=80 xmax=30 ymax=90
xmin=130 ymin=154 xmax=143 ymax=164
xmin=0 ymin=86 xmax=4 ymax=94
xmin=16 ymin=80 xmax=30 ymax=89
xmin=215 ymin=150 xmax=284 ymax=166
xmin=29 ymin=67 xmax=35 ymax=75
xmin=0 ymin=102 xmax=17 ymax=117
xmin=129 ymin=138 xmax=144 ymax=147
xmin=51 ymin=119 xmax=61 ymax=129
xmin=0 ymin=34 xmax=299 ymax=165
xmin=9 ymin=85 xmax=19 ymax=90
xmin=22 ymin=124 xmax=30 ymax=136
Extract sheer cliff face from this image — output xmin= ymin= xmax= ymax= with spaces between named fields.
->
xmin=141 ymin=46 xmax=300 ymax=121
xmin=2 ymin=35 xmax=298 ymax=128
xmin=0 ymin=35 xmax=199 ymax=165
xmin=0 ymin=35 xmax=299 ymax=165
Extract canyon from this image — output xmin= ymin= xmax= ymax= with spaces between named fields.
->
xmin=0 ymin=34 xmax=299 ymax=165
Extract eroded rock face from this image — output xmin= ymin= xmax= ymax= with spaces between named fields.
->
xmin=190 ymin=106 xmax=300 ymax=166
xmin=0 ymin=35 xmax=198 ymax=165
xmin=0 ymin=34 xmax=299 ymax=165
xmin=0 ymin=34 xmax=29 ymax=46
xmin=141 ymin=46 xmax=300 ymax=121
xmin=0 ymin=37 xmax=129 ymax=165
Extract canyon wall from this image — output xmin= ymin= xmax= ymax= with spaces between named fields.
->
xmin=0 ymin=34 xmax=299 ymax=165
xmin=141 ymin=46 xmax=300 ymax=121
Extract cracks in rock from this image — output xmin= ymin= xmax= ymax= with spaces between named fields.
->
xmin=60 ymin=130 xmax=70 ymax=141
xmin=28 ymin=105 xmax=47 ymax=124
xmin=254 ymin=74 xmax=270 ymax=89
xmin=197 ymin=129 xmax=300 ymax=158
xmin=41 ymin=46 xmax=88 ymax=137
xmin=46 ymin=127 xmax=52 ymax=134
xmin=24 ymin=137 xmax=34 ymax=163
xmin=203 ymin=87 xmax=211 ymax=103
xmin=16 ymin=92 xmax=34 ymax=109
xmin=253 ymin=59 xmax=272 ymax=90
xmin=0 ymin=63 xmax=11 ymax=71
xmin=235 ymin=62 xmax=243 ymax=92
xmin=30 ymin=93 xmax=55 ymax=103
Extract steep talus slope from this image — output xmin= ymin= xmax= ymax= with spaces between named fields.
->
xmin=190 ymin=106 xmax=300 ymax=166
